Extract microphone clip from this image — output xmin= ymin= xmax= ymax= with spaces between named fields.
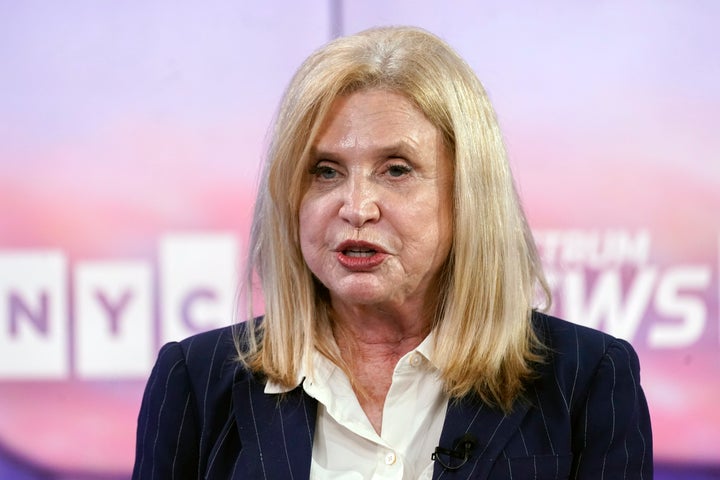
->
xmin=431 ymin=433 xmax=478 ymax=470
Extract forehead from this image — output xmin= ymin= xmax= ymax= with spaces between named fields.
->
xmin=312 ymin=89 xmax=442 ymax=154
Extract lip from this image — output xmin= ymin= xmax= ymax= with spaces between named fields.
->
xmin=334 ymin=240 xmax=389 ymax=271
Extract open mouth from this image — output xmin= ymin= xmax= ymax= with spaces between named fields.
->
xmin=336 ymin=241 xmax=387 ymax=270
xmin=343 ymin=248 xmax=377 ymax=258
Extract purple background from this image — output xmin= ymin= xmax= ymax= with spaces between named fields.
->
xmin=1 ymin=1 xmax=718 ymax=477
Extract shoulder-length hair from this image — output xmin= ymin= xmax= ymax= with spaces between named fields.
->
xmin=239 ymin=26 xmax=550 ymax=411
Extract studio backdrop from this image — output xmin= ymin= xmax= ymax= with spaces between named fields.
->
xmin=1 ymin=1 xmax=718 ymax=478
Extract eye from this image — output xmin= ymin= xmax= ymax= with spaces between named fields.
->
xmin=309 ymin=163 xmax=339 ymax=180
xmin=386 ymin=163 xmax=412 ymax=178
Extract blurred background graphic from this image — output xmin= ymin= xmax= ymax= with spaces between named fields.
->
xmin=1 ymin=1 xmax=718 ymax=478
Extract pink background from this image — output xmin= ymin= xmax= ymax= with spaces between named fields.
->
xmin=1 ymin=1 xmax=718 ymax=477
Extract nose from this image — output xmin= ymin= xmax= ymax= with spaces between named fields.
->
xmin=338 ymin=174 xmax=380 ymax=227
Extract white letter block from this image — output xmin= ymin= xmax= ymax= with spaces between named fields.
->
xmin=159 ymin=233 xmax=239 ymax=344
xmin=0 ymin=251 xmax=68 ymax=379
xmin=75 ymin=261 xmax=153 ymax=379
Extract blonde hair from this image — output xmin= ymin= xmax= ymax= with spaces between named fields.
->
xmin=239 ymin=26 xmax=550 ymax=411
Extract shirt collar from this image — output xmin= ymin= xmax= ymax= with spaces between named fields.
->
xmin=263 ymin=348 xmax=332 ymax=394
xmin=414 ymin=330 xmax=436 ymax=366
xmin=263 ymin=331 xmax=437 ymax=394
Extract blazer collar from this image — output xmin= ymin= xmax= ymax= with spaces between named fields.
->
xmin=432 ymin=396 xmax=531 ymax=480
xmin=232 ymin=373 xmax=318 ymax=479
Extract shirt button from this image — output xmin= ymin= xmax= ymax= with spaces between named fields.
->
xmin=409 ymin=353 xmax=422 ymax=367
xmin=384 ymin=451 xmax=397 ymax=465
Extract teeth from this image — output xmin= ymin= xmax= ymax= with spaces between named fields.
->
xmin=344 ymin=249 xmax=376 ymax=257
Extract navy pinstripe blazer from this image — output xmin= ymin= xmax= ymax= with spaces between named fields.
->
xmin=132 ymin=312 xmax=652 ymax=479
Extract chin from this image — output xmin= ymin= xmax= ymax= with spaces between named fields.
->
xmin=327 ymin=281 xmax=392 ymax=306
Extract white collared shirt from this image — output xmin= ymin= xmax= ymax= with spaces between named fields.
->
xmin=265 ymin=334 xmax=449 ymax=479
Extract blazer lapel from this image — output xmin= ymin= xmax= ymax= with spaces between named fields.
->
xmin=432 ymin=396 xmax=530 ymax=480
xmin=232 ymin=375 xmax=317 ymax=479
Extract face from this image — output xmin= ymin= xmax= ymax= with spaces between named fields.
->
xmin=299 ymin=89 xmax=453 ymax=313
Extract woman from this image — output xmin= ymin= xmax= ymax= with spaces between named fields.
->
xmin=133 ymin=27 xmax=652 ymax=479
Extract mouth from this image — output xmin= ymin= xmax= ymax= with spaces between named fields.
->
xmin=335 ymin=240 xmax=386 ymax=255
xmin=335 ymin=241 xmax=388 ymax=270
xmin=343 ymin=247 xmax=377 ymax=258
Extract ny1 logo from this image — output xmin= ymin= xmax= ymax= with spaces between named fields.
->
xmin=0 ymin=233 xmax=240 ymax=380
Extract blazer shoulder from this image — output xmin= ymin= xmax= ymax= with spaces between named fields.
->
xmin=532 ymin=310 xmax=623 ymax=362
xmin=133 ymin=322 xmax=259 ymax=478
xmin=527 ymin=313 xmax=653 ymax=478
xmin=173 ymin=321 xmax=256 ymax=387
xmin=530 ymin=311 xmax=645 ymax=411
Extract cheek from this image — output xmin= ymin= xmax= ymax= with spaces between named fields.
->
xmin=435 ymin=180 xmax=455 ymax=253
xmin=399 ymin=194 xmax=453 ymax=258
xmin=438 ymin=200 xmax=454 ymax=246
xmin=298 ymin=200 xmax=327 ymax=258
xmin=298 ymin=205 xmax=314 ymax=251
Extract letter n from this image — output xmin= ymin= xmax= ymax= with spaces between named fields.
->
xmin=0 ymin=251 xmax=69 ymax=379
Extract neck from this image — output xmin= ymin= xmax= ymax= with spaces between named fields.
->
xmin=330 ymin=302 xmax=432 ymax=359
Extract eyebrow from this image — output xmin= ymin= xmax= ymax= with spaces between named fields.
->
xmin=310 ymin=141 xmax=418 ymax=161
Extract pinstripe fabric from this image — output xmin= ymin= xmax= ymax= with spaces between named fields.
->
xmin=432 ymin=314 xmax=652 ymax=479
xmin=132 ymin=312 xmax=652 ymax=479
